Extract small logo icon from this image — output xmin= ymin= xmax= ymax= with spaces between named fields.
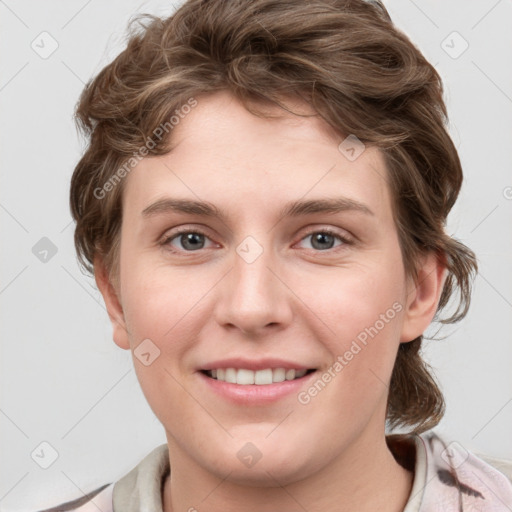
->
xmin=32 ymin=237 xmax=58 ymax=263
xmin=31 ymin=32 xmax=59 ymax=59
xmin=236 ymin=442 xmax=262 ymax=468
xmin=134 ymin=338 xmax=161 ymax=366
xmin=441 ymin=441 xmax=469 ymax=469
xmin=31 ymin=441 xmax=59 ymax=469
xmin=236 ymin=236 xmax=264 ymax=264
xmin=441 ymin=31 xmax=469 ymax=59
xmin=338 ymin=134 xmax=366 ymax=161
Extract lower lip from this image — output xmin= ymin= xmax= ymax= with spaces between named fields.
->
xmin=198 ymin=371 xmax=317 ymax=405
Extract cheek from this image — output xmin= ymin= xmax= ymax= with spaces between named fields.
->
xmin=119 ymin=270 xmax=203 ymax=420
xmin=314 ymin=263 xmax=404 ymax=341
xmin=120 ymin=256 xmax=204 ymax=341
xmin=297 ymin=285 xmax=404 ymax=440
xmin=309 ymin=263 xmax=405 ymax=391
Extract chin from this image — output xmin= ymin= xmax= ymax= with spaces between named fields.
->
xmin=216 ymin=458 xmax=313 ymax=488
xmin=198 ymin=439 xmax=321 ymax=487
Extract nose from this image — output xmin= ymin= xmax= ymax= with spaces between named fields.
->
xmin=214 ymin=238 xmax=293 ymax=337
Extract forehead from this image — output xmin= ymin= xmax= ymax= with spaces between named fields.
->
xmin=123 ymin=91 xmax=394 ymax=226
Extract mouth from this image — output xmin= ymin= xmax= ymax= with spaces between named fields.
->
xmin=200 ymin=367 xmax=317 ymax=385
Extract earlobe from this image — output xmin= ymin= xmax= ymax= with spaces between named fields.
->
xmin=399 ymin=251 xmax=447 ymax=343
xmin=93 ymin=257 xmax=131 ymax=350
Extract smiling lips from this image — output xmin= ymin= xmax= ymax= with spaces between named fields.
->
xmin=198 ymin=358 xmax=318 ymax=404
xmin=199 ymin=360 xmax=318 ymax=403
xmin=204 ymin=367 xmax=311 ymax=385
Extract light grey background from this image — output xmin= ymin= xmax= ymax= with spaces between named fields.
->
xmin=1 ymin=0 xmax=511 ymax=510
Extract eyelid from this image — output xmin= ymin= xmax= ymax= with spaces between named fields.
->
xmin=159 ymin=225 xmax=217 ymax=248
xmin=295 ymin=225 xmax=354 ymax=244
xmin=159 ymin=224 xmax=355 ymax=253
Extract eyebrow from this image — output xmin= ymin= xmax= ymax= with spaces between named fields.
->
xmin=141 ymin=196 xmax=374 ymax=221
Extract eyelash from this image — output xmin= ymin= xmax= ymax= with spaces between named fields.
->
xmin=159 ymin=226 xmax=354 ymax=255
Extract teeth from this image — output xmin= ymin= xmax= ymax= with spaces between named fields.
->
xmin=225 ymin=368 xmax=237 ymax=383
xmin=255 ymin=369 xmax=273 ymax=385
xmin=273 ymin=368 xmax=286 ymax=382
xmin=237 ymin=369 xmax=255 ymax=385
xmin=206 ymin=367 xmax=311 ymax=385
xmin=285 ymin=369 xmax=295 ymax=380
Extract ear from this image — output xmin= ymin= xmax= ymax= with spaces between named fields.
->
xmin=94 ymin=257 xmax=130 ymax=350
xmin=400 ymin=250 xmax=448 ymax=343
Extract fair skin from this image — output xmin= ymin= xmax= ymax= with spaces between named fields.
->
xmin=95 ymin=90 xmax=446 ymax=511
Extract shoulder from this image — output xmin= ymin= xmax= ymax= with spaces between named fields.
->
xmin=33 ymin=444 xmax=169 ymax=512
xmin=417 ymin=430 xmax=512 ymax=506
xmin=423 ymin=430 xmax=512 ymax=484
xmin=475 ymin=452 xmax=512 ymax=484
xmin=33 ymin=482 xmax=114 ymax=512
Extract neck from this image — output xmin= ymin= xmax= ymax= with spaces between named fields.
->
xmin=162 ymin=424 xmax=414 ymax=512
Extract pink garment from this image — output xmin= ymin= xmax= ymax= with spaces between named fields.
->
xmin=414 ymin=433 xmax=512 ymax=511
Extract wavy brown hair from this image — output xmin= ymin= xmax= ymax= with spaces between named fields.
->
xmin=70 ymin=0 xmax=478 ymax=434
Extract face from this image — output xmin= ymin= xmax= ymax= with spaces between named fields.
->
xmin=101 ymin=90 xmax=439 ymax=486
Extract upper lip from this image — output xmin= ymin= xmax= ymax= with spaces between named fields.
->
xmin=199 ymin=358 xmax=315 ymax=372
